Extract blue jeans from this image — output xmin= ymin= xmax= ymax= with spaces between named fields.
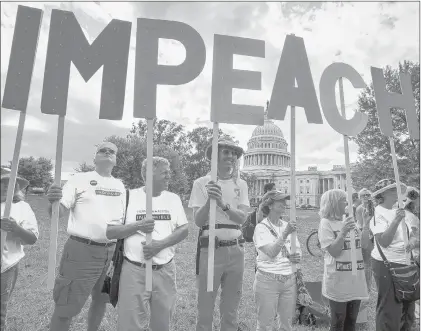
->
xmin=0 ymin=264 xmax=19 ymax=331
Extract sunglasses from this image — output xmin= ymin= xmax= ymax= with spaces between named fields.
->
xmin=97 ymin=148 xmax=116 ymax=155
xmin=220 ymin=148 xmax=237 ymax=157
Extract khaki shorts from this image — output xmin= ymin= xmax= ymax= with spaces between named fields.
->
xmin=53 ymin=237 xmax=115 ymax=318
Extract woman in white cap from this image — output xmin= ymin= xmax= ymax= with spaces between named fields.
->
xmin=318 ymin=189 xmax=369 ymax=331
xmin=253 ymin=190 xmax=300 ymax=331
xmin=0 ymin=168 xmax=39 ymax=331
xmin=370 ymin=179 xmax=415 ymax=331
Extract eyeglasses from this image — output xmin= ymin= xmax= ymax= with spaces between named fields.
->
xmin=97 ymin=148 xmax=116 ymax=155
xmin=361 ymin=194 xmax=371 ymax=198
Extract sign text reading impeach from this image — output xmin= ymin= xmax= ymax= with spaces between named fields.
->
xmin=2 ymin=6 xmax=419 ymax=139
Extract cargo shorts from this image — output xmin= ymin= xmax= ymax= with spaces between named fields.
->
xmin=53 ymin=237 xmax=115 ymax=318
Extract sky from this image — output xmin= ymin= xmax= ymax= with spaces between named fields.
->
xmin=1 ymin=1 xmax=419 ymax=179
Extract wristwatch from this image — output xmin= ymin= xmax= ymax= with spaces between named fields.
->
xmin=222 ymin=204 xmax=230 ymax=212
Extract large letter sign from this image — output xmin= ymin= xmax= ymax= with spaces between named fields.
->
xmin=134 ymin=18 xmax=206 ymax=119
xmin=268 ymin=34 xmax=322 ymax=124
xmin=210 ymin=35 xmax=265 ymax=125
xmin=41 ymin=9 xmax=132 ymax=120
xmin=371 ymin=67 xmax=419 ymax=140
xmin=2 ymin=6 xmax=43 ymax=111
xmin=319 ymin=62 xmax=368 ymax=136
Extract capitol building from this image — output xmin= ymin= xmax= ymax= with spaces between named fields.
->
xmin=240 ymin=113 xmax=353 ymax=207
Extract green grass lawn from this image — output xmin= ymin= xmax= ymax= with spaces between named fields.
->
xmin=3 ymin=195 xmax=398 ymax=330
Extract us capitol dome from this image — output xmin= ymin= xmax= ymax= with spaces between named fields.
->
xmin=241 ymin=105 xmax=351 ymax=207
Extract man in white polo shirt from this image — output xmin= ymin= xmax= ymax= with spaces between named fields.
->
xmin=106 ymin=156 xmax=189 ymax=331
xmin=46 ymin=141 xmax=126 ymax=331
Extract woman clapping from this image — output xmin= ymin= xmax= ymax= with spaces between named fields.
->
xmin=253 ymin=191 xmax=301 ymax=331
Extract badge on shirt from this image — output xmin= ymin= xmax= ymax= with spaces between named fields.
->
xmin=90 ymin=180 xmax=98 ymax=186
xmin=234 ymin=188 xmax=241 ymax=199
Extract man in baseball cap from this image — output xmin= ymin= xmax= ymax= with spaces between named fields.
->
xmin=46 ymin=141 xmax=126 ymax=331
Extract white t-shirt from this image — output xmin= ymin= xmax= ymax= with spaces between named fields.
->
xmin=253 ymin=218 xmax=302 ymax=275
xmin=61 ymin=171 xmax=126 ymax=243
xmin=370 ymin=205 xmax=413 ymax=264
xmin=1 ymin=201 xmax=39 ymax=273
xmin=405 ymin=210 xmax=420 ymax=258
xmin=188 ymin=175 xmax=249 ymax=240
xmin=113 ymin=187 xmax=188 ymax=265
xmin=318 ymin=218 xmax=369 ymax=302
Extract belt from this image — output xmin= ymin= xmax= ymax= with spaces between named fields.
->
xmin=199 ymin=236 xmax=245 ymax=249
xmin=70 ymin=235 xmax=116 ymax=247
xmin=201 ymin=224 xmax=240 ymax=231
xmin=124 ymin=256 xmax=173 ymax=271
xmin=257 ymin=269 xmax=296 ymax=282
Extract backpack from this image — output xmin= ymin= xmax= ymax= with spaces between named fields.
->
xmin=242 ymin=209 xmax=257 ymax=242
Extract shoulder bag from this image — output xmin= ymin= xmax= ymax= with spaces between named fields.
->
xmin=101 ymin=189 xmax=130 ymax=307
xmin=374 ymin=225 xmax=420 ymax=303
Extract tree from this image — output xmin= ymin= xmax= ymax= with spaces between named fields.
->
xmin=129 ymin=119 xmax=191 ymax=158
xmin=101 ymin=135 xmax=189 ymax=199
xmin=14 ymin=157 xmax=54 ymax=190
xmin=240 ymin=172 xmax=257 ymax=197
xmin=350 ymin=61 xmax=420 ymax=190
xmin=75 ymin=121 xmax=238 ymax=199
xmin=74 ymin=162 xmax=95 ymax=173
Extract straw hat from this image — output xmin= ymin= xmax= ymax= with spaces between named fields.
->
xmin=0 ymin=167 xmax=29 ymax=190
xmin=372 ymin=178 xmax=407 ymax=198
xmin=205 ymin=138 xmax=244 ymax=161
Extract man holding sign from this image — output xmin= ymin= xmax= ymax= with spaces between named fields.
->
xmin=189 ymin=138 xmax=249 ymax=331
xmin=46 ymin=142 xmax=126 ymax=331
xmin=106 ymin=156 xmax=189 ymax=331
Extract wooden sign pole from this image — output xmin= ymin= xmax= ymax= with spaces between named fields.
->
xmin=207 ymin=122 xmax=219 ymax=292
xmin=145 ymin=119 xmax=154 ymax=291
xmin=46 ymin=115 xmax=65 ymax=289
xmin=389 ymin=137 xmax=410 ymax=264
xmin=289 ymin=106 xmax=297 ymax=273
xmin=1 ymin=111 xmax=27 ymax=260
xmin=339 ymin=77 xmax=358 ymax=277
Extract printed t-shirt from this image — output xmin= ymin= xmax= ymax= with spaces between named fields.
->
xmin=1 ymin=201 xmax=39 ymax=273
xmin=188 ymin=175 xmax=249 ymax=240
xmin=60 ymin=171 xmax=126 ymax=243
xmin=318 ymin=218 xmax=369 ymax=302
xmin=370 ymin=205 xmax=413 ymax=264
xmin=114 ymin=187 xmax=188 ymax=265
xmin=253 ymin=218 xmax=302 ymax=275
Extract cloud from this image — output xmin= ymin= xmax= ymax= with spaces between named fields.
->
xmin=1 ymin=110 xmax=50 ymax=132
xmin=1 ymin=2 xmax=419 ymax=173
